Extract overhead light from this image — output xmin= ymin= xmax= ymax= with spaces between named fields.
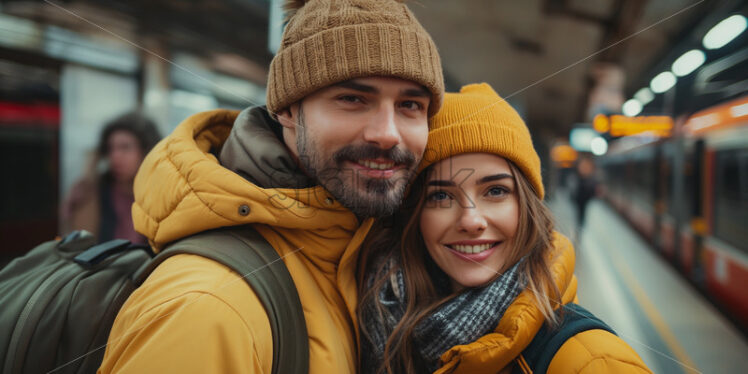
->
xmin=590 ymin=137 xmax=608 ymax=156
xmin=690 ymin=113 xmax=721 ymax=131
xmin=593 ymin=114 xmax=610 ymax=133
xmin=672 ymin=49 xmax=706 ymax=76
xmin=650 ymin=72 xmax=677 ymax=93
xmin=0 ymin=14 xmax=42 ymax=48
xmin=145 ymin=91 xmax=165 ymax=106
xmin=569 ymin=128 xmax=598 ymax=152
xmin=703 ymin=14 xmax=747 ymax=50
xmin=622 ymin=99 xmax=643 ymax=116
xmin=731 ymin=102 xmax=748 ymax=118
xmin=634 ymin=88 xmax=655 ymax=105
xmin=170 ymin=90 xmax=217 ymax=110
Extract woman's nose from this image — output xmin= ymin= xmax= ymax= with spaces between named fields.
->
xmin=457 ymin=206 xmax=488 ymax=234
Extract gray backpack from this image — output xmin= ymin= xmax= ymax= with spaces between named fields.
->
xmin=0 ymin=226 xmax=308 ymax=374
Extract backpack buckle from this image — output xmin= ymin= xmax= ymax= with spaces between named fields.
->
xmin=74 ymin=239 xmax=132 ymax=268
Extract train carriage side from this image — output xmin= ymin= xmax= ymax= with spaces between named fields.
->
xmin=683 ymin=96 xmax=748 ymax=329
xmin=600 ymin=95 xmax=748 ymax=331
xmin=601 ymin=138 xmax=661 ymax=243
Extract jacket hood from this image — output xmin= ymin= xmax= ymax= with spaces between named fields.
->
xmin=219 ymin=107 xmax=314 ymax=189
xmin=436 ymin=232 xmax=578 ymax=373
xmin=132 ymin=107 xmax=362 ymax=251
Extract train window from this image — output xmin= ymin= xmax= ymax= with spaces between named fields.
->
xmin=615 ymin=162 xmax=624 ymax=194
xmin=713 ymin=149 xmax=748 ymax=251
xmin=637 ymin=158 xmax=655 ymax=204
xmin=662 ymin=157 xmax=675 ymax=216
xmin=624 ymin=160 xmax=634 ymax=196
xmin=720 ymin=156 xmax=740 ymax=200
xmin=0 ymin=128 xmax=59 ymax=221
xmin=683 ymin=149 xmax=696 ymax=218
xmin=627 ymin=160 xmax=637 ymax=200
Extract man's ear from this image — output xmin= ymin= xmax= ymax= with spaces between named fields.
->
xmin=276 ymin=106 xmax=296 ymax=130
xmin=276 ymin=104 xmax=299 ymax=157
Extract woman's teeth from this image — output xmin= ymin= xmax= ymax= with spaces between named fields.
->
xmin=358 ymin=160 xmax=395 ymax=170
xmin=449 ymin=243 xmax=495 ymax=254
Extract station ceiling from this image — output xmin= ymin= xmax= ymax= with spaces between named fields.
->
xmin=1 ymin=0 xmax=724 ymax=138
xmin=411 ymin=0 xmax=718 ymax=138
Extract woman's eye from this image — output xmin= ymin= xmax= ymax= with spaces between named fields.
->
xmin=487 ymin=186 xmax=509 ymax=197
xmin=427 ymin=191 xmax=449 ymax=201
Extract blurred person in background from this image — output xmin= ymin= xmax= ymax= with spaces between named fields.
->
xmin=60 ymin=112 xmax=160 ymax=244
xmin=572 ymin=156 xmax=598 ymax=241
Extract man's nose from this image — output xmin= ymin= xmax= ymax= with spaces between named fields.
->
xmin=363 ymin=104 xmax=402 ymax=150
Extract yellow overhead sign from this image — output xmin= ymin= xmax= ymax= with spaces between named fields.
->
xmin=593 ymin=114 xmax=610 ymax=133
xmin=593 ymin=114 xmax=673 ymax=137
xmin=551 ymin=144 xmax=578 ymax=168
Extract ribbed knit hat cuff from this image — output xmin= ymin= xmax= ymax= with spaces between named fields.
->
xmin=267 ymin=23 xmax=444 ymax=117
xmin=420 ymin=122 xmax=544 ymax=198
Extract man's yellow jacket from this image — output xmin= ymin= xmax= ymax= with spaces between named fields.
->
xmin=98 ymin=107 xmax=373 ymax=373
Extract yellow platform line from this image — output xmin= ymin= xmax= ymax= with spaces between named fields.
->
xmin=601 ymin=234 xmax=701 ymax=374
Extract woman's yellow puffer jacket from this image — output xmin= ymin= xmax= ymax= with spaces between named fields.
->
xmin=98 ymin=109 xmax=374 ymax=374
xmin=435 ymin=234 xmax=653 ymax=374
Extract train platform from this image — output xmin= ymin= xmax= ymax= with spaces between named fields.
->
xmin=548 ymin=190 xmax=748 ymax=374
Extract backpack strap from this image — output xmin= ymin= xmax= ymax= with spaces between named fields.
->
xmin=516 ymin=303 xmax=615 ymax=374
xmin=134 ymin=225 xmax=309 ymax=374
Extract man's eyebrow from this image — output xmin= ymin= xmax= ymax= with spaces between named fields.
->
xmin=402 ymin=86 xmax=431 ymax=98
xmin=427 ymin=180 xmax=456 ymax=187
xmin=477 ymin=173 xmax=513 ymax=185
xmin=333 ymin=80 xmax=378 ymax=93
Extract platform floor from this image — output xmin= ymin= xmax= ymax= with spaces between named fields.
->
xmin=548 ymin=190 xmax=748 ymax=374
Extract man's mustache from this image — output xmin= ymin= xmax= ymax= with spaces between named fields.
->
xmin=332 ymin=145 xmax=417 ymax=168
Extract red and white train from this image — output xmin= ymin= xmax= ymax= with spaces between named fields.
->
xmin=601 ymin=95 xmax=748 ymax=332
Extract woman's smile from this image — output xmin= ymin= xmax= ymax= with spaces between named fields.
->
xmin=443 ymin=240 xmax=503 ymax=262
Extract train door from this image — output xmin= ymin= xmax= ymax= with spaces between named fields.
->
xmin=707 ymin=144 xmax=748 ymax=326
xmin=653 ymin=144 xmax=664 ymax=251
xmin=690 ymin=139 xmax=706 ymax=287
xmin=0 ymin=58 xmax=61 ymax=262
xmin=658 ymin=141 xmax=679 ymax=259
xmin=628 ymin=146 xmax=656 ymax=240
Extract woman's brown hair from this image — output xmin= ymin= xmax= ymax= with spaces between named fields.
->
xmin=357 ymin=160 xmax=562 ymax=374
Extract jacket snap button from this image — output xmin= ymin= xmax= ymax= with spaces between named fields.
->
xmin=238 ymin=204 xmax=250 ymax=216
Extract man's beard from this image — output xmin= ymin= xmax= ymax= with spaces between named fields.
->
xmin=295 ymin=105 xmax=418 ymax=218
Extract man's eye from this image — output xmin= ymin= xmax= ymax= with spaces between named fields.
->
xmin=401 ymin=100 xmax=424 ymax=111
xmin=338 ymin=95 xmax=363 ymax=104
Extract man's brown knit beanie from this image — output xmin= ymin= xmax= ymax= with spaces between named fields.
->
xmin=267 ymin=0 xmax=444 ymax=117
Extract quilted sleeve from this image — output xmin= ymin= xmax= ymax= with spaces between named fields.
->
xmin=548 ymin=329 xmax=653 ymax=374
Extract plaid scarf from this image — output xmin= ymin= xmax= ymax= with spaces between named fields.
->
xmin=360 ymin=256 xmax=525 ymax=373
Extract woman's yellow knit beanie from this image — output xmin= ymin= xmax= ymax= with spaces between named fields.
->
xmin=420 ymin=83 xmax=544 ymax=198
